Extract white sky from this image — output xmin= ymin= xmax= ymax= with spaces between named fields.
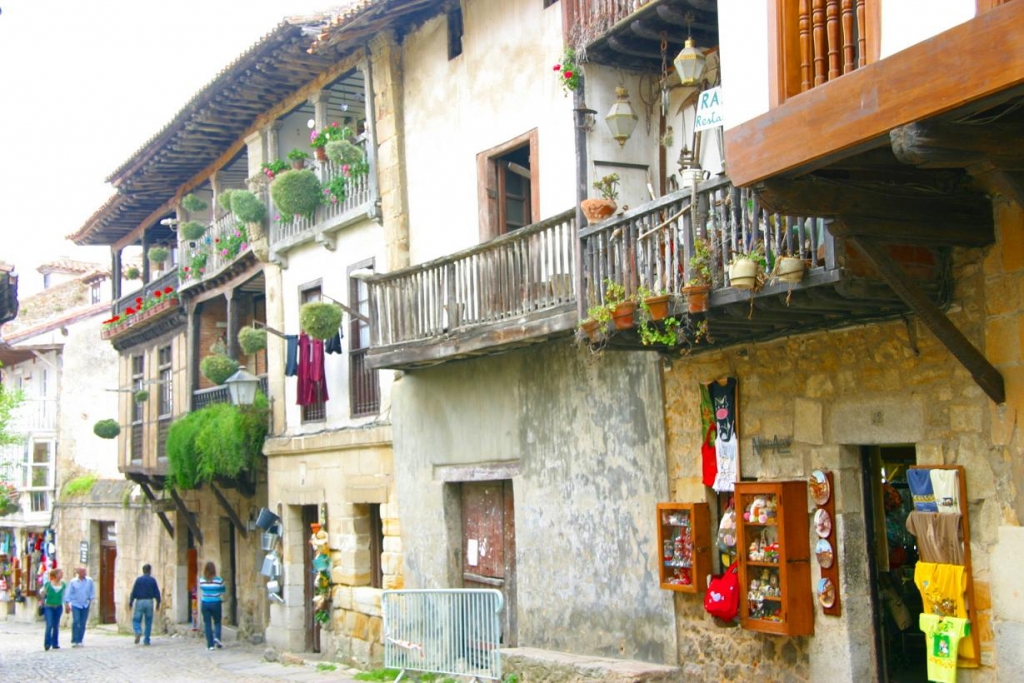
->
xmin=0 ymin=0 xmax=336 ymax=295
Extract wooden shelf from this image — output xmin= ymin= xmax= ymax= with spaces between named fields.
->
xmin=656 ymin=502 xmax=711 ymax=593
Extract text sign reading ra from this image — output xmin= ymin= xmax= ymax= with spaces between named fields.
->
xmin=694 ymin=87 xmax=724 ymax=133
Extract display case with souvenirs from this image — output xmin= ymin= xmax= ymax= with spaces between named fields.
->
xmin=656 ymin=502 xmax=711 ymax=593
xmin=735 ymin=480 xmax=813 ymax=636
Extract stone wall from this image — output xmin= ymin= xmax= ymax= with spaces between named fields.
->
xmin=659 ymin=200 xmax=1024 ymax=680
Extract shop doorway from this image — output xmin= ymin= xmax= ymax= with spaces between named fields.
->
xmin=301 ymin=504 xmax=320 ymax=653
xmin=218 ymin=517 xmax=237 ymax=625
xmin=862 ymin=445 xmax=927 ymax=682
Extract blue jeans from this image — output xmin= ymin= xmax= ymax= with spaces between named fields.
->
xmin=133 ymin=598 xmax=155 ymax=644
xmin=71 ymin=605 xmax=90 ymax=644
xmin=43 ymin=605 xmax=62 ymax=649
xmin=201 ymin=602 xmax=222 ymax=648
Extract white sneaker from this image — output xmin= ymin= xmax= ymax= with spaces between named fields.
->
xmin=208 ymin=646 xmax=215 ymax=651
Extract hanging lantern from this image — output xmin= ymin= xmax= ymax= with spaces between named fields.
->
xmin=605 ymin=87 xmax=639 ymax=147
xmin=673 ymin=38 xmax=706 ymax=87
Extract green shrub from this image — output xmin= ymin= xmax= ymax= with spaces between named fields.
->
xmin=134 ymin=390 xmax=150 ymax=404
xmin=180 ymin=193 xmax=208 ymax=213
xmin=93 ymin=419 xmax=121 ymax=439
xmin=299 ymin=302 xmax=342 ymax=340
xmin=179 ymin=221 xmax=207 ymax=241
xmin=230 ymin=190 xmax=267 ymax=224
xmin=199 ymin=354 xmax=240 ymax=385
xmin=148 ymin=246 xmax=169 ymax=264
xmin=238 ymin=327 xmax=267 ymax=354
xmin=325 ymin=139 xmax=364 ymax=166
xmin=217 ymin=189 xmax=238 ymax=212
xmin=166 ymin=409 xmax=215 ymax=490
xmin=270 ymin=169 xmax=321 ymax=219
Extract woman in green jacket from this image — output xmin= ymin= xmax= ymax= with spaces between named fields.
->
xmin=41 ymin=567 xmax=67 ymax=651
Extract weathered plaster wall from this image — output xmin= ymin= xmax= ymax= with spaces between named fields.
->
xmin=392 ymin=342 xmax=676 ymax=663
xmin=661 ymin=201 xmax=1024 ymax=681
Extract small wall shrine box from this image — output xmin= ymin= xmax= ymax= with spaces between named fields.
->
xmin=735 ymin=480 xmax=814 ymax=636
xmin=656 ymin=502 xmax=711 ymax=593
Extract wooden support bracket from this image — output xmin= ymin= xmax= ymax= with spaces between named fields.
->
xmin=170 ymin=488 xmax=204 ymax=546
xmin=846 ymin=232 xmax=1005 ymax=404
xmin=210 ymin=483 xmax=248 ymax=538
xmin=138 ymin=482 xmax=175 ymax=540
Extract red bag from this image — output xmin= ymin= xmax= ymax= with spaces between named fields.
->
xmin=704 ymin=561 xmax=739 ymax=621
xmin=701 ymin=424 xmax=717 ymax=488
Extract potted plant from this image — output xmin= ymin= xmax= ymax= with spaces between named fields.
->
xmin=310 ymin=122 xmax=346 ymax=161
xmin=639 ymin=316 xmax=681 ymax=347
xmin=581 ymin=174 xmax=619 ymax=224
xmin=238 ymin=327 xmax=267 ymax=355
xmin=180 ymin=193 xmax=208 ymax=213
xmin=199 ymin=354 xmax=240 ymax=386
xmin=229 ymin=190 xmax=267 ymax=225
xmin=299 ymin=302 xmax=343 ymax=341
xmin=93 ymin=419 xmax=121 ymax=439
xmin=124 ymin=265 xmax=141 ymax=281
xmin=179 ymin=220 xmax=207 ymax=242
xmin=637 ymin=285 xmax=671 ymax=322
xmin=270 ymin=169 xmax=321 ymax=221
xmin=683 ymin=237 xmax=713 ymax=313
xmin=287 ymin=148 xmax=310 ymax=169
xmin=774 ymin=254 xmax=807 ymax=284
xmin=729 ymin=243 xmax=767 ymax=290
xmin=134 ymin=390 xmax=150 ymax=404
xmin=147 ymin=246 xmax=169 ymax=266
xmin=325 ymin=134 xmax=364 ymax=167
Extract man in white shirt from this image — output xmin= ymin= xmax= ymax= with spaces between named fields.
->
xmin=64 ymin=566 xmax=95 ymax=647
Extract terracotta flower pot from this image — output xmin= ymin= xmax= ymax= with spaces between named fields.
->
xmin=611 ymin=301 xmax=636 ymax=330
xmin=314 ymin=146 xmax=328 ymax=162
xmin=683 ymin=285 xmax=710 ymax=313
xmin=579 ymin=318 xmax=603 ymax=343
xmin=580 ymin=198 xmax=617 ymax=224
xmin=644 ymin=294 xmax=671 ymax=321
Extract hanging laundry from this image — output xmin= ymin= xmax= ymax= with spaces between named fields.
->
xmin=325 ymin=330 xmax=343 ymax=354
xmin=284 ymin=335 xmax=299 ymax=377
xmin=296 ymin=333 xmax=310 ymax=405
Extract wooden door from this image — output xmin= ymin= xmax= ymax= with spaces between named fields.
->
xmin=99 ymin=543 xmax=116 ymax=623
xmin=461 ymin=480 xmax=516 ymax=646
xmin=302 ymin=505 xmax=320 ymax=653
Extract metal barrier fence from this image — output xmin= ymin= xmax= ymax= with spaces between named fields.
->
xmin=382 ymin=589 xmax=504 ymax=682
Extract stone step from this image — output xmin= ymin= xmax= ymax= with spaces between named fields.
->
xmin=502 ymin=647 xmax=680 ymax=683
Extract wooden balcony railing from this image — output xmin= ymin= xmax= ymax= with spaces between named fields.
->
xmin=778 ymin=0 xmax=873 ymax=101
xmin=178 ymin=211 xmax=250 ymax=280
xmin=270 ymin=138 xmax=374 ymax=248
xmin=192 ymin=375 xmax=268 ymax=410
xmin=568 ymin=0 xmax=633 ymax=43
xmin=112 ymin=271 xmax=180 ymax=319
xmin=10 ymin=399 xmax=57 ymax=433
xmin=579 ymin=175 xmax=835 ymax=307
xmin=367 ymin=210 xmax=577 ymax=348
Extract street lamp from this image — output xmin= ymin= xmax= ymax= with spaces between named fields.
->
xmin=224 ymin=366 xmax=260 ymax=407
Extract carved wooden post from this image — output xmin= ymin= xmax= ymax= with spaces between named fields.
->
xmin=799 ymin=0 xmax=812 ymax=92
xmin=826 ymin=0 xmax=840 ymax=81
xmin=857 ymin=0 xmax=866 ymax=67
xmin=812 ymin=0 xmax=826 ymax=86
xmin=841 ymin=0 xmax=855 ymax=73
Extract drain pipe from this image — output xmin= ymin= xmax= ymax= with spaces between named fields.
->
xmin=573 ymin=80 xmax=595 ymax=321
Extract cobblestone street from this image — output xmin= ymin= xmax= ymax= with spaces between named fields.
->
xmin=0 ymin=618 xmax=366 ymax=682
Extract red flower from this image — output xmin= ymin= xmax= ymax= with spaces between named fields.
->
xmin=135 ymin=297 xmax=143 ymax=304
xmin=553 ymin=64 xmax=561 ymax=71
xmin=183 ymin=266 xmax=190 ymax=272
xmin=154 ymin=291 xmax=162 ymax=298
xmin=215 ymin=238 xmax=221 ymax=243
xmin=126 ymin=307 xmax=136 ymax=315
xmin=563 ymin=71 xmax=573 ymax=79
xmin=163 ymin=286 xmax=173 ymax=294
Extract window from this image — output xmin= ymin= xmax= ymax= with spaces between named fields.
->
xmin=477 ymin=131 xmax=539 ymax=241
xmin=131 ymin=355 xmax=145 ymax=424
xmin=447 ymin=6 xmax=463 ymax=60
xmin=90 ymin=281 xmax=102 ymax=305
xmin=158 ymin=345 xmax=173 ymax=417
xmin=299 ymin=282 xmax=327 ymax=423
xmin=24 ymin=440 xmax=54 ymax=512
xmin=348 ymin=261 xmax=379 ymax=417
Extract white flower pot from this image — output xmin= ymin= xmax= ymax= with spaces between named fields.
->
xmin=729 ymin=260 xmax=760 ymax=290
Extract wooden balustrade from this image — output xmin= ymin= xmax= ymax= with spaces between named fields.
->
xmin=797 ymin=0 xmax=868 ymax=93
xmin=367 ymin=210 xmax=577 ymax=347
xmin=112 ymin=271 xmax=180 ymax=317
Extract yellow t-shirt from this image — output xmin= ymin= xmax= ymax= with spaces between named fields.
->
xmin=920 ymin=614 xmax=969 ymax=683
xmin=915 ymin=562 xmax=974 ymax=659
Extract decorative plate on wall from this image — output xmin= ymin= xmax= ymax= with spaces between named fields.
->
xmin=814 ymin=508 xmax=832 ymax=538
xmin=810 ymin=470 xmax=830 ymax=506
xmin=815 ymin=538 xmax=834 ymax=569
xmin=818 ymin=578 xmax=836 ymax=608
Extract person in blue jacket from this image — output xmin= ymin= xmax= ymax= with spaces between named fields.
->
xmin=199 ymin=561 xmax=226 ymax=651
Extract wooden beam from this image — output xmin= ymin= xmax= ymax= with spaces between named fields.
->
xmin=138 ymin=482 xmax=175 ymax=539
xmin=891 ymin=120 xmax=1024 ymax=170
xmin=169 ymin=488 xmax=204 ymax=546
xmin=725 ymin=2 xmax=1024 ymax=186
xmin=758 ymin=177 xmax=994 ymax=246
xmin=968 ymin=163 xmax=1024 ymax=207
xmin=210 ymin=483 xmax=248 ymax=539
xmin=845 ymin=233 xmax=1004 ymax=404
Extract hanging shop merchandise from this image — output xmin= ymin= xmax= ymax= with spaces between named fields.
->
xmin=809 ymin=470 xmax=841 ymax=616
xmin=708 ymin=378 xmax=738 ymax=493
xmin=905 ymin=465 xmax=979 ymax=677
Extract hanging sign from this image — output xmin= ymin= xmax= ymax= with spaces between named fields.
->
xmin=79 ymin=541 xmax=89 ymax=564
xmin=694 ymin=86 xmax=724 ymax=132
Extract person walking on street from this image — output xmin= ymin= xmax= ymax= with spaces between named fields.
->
xmin=199 ymin=561 xmax=226 ymax=651
xmin=64 ymin=566 xmax=95 ymax=647
xmin=128 ymin=563 xmax=161 ymax=646
xmin=40 ymin=567 xmax=67 ymax=651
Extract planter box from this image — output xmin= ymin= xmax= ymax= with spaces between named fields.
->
xmin=101 ymin=298 xmax=180 ymax=340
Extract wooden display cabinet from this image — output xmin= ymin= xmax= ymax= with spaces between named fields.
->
xmin=735 ymin=481 xmax=813 ymax=636
xmin=656 ymin=502 xmax=710 ymax=593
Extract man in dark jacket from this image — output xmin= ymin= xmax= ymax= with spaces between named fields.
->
xmin=128 ymin=564 xmax=161 ymax=646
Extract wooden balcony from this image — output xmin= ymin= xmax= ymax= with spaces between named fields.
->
xmin=365 ymin=176 xmax=948 ymax=369
xmin=103 ymin=271 xmax=184 ymax=350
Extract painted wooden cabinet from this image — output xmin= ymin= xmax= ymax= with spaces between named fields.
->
xmin=656 ymin=502 xmax=711 ymax=593
xmin=736 ymin=480 xmax=813 ymax=636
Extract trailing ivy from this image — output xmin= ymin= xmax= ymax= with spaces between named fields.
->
xmin=166 ymin=392 xmax=269 ymax=491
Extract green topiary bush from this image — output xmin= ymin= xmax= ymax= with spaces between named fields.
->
xmin=325 ymin=139 xmax=364 ymax=166
xmin=179 ymin=220 xmax=207 ymax=241
xmin=93 ymin=419 xmax=121 ymax=439
xmin=299 ymin=302 xmax=343 ymax=340
xmin=217 ymin=189 xmax=238 ymax=212
xmin=238 ymin=327 xmax=267 ymax=354
xmin=180 ymin=193 xmax=209 ymax=213
xmin=270 ymin=169 xmax=321 ymax=219
xmin=230 ymin=190 xmax=267 ymax=224
xmin=199 ymin=354 xmax=240 ymax=385
xmin=148 ymin=246 xmax=169 ymax=264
